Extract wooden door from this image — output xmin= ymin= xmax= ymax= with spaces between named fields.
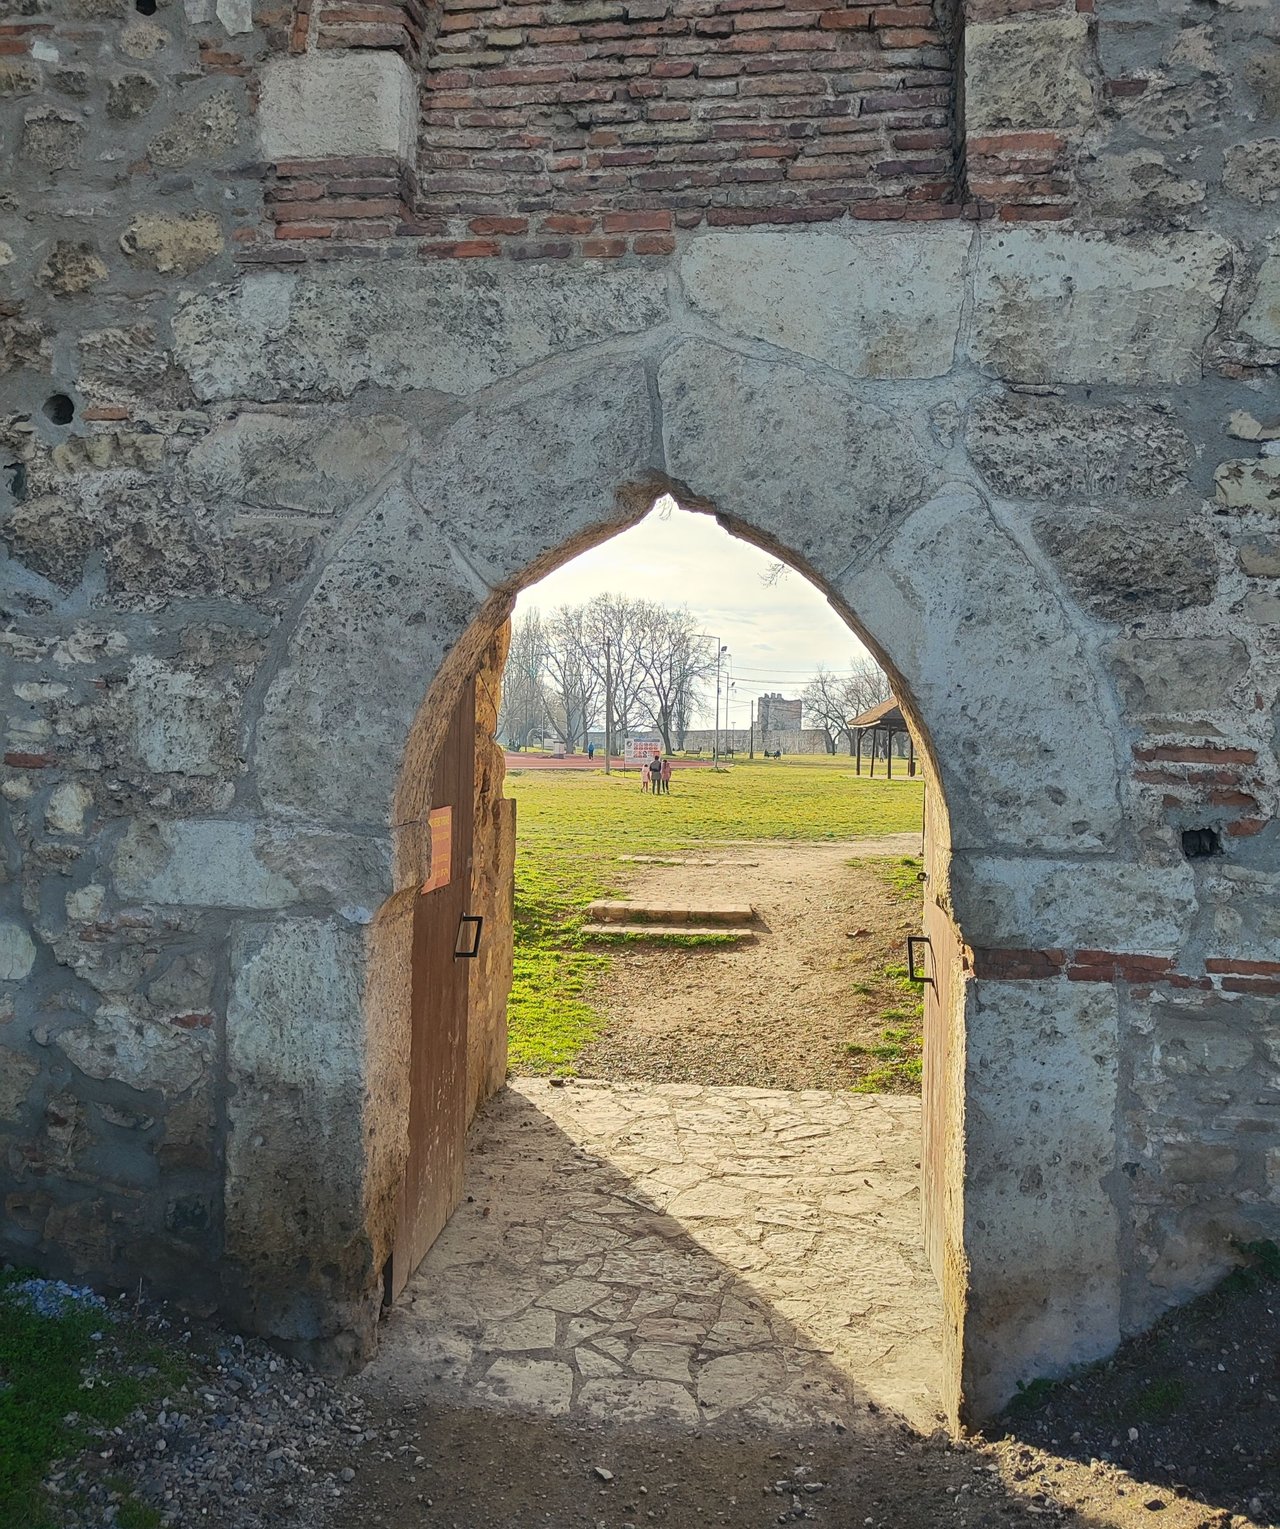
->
xmin=920 ymin=780 xmax=961 ymax=1289
xmin=391 ymin=677 xmax=476 ymax=1296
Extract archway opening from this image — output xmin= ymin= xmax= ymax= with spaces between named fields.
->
xmin=371 ymin=491 xmax=963 ymax=1433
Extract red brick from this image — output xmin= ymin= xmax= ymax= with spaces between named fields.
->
xmin=633 ymin=231 xmax=676 ymax=252
xmin=734 ymin=7 xmax=820 ymax=26
xmin=969 ymin=175 xmax=1070 ymax=198
xmin=902 ymin=201 xmax=964 ymax=218
xmin=271 ymin=197 xmax=403 ymax=221
xmin=997 ymin=203 xmax=1072 ymax=221
xmin=1206 ymin=958 xmax=1280 ymax=977
xmin=966 ymin=131 xmax=1064 ymax=156
xmin=509 ymin=239 xmax=574 ymax=258
xmin=891 ymin=127 xmax=951 ymax=149
xmin=82 ymin=406 xmax=129 ymax=422
xmin=1105 ymin=76 xmax=1148 ymax=98
xmin=818 ymin=7 xmax=872 ymax=25
xmin=420 ymin=238 xmax=502 ymax=256
xmin=1206 ymin=788 xmax=1259 ymax=809
xmin=540 ymin=212 xmax=596 ymax=231
xmin=878 ymin=26 xmax=937 ymax=46
xmin=872 ymin=3 xmax=931 ymax=20
xmin=1067 ymin=951 xmax=1175 ymax=983
xmin=469 ymin=214 xmax=529 ymax=232
xmin=1133 ymin=744 xmax=1258 ymax=765
xmin=601 ymin=208 xmax=673 ymax=230
xmin=972 ymin=947 xmax=1066 ymax=980
xmin=1225 ymin=817 xmax=1268 ymax=837
xmin=581 ymin=236 xmax=628 ymax=256
xmin=275 ymin=222 xmax=337 ymax=238
xmin=1220 ymin=976 xmax=1280 ymax=995
xmin=4 ymin=751 xmax=56 ymax=768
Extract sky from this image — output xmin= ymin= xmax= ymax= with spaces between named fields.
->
xmin=514 ymin=498 xmax=871 ymax=729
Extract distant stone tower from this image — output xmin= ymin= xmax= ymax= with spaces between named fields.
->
xmin=757 ymin=693 xmax=803 ymax=752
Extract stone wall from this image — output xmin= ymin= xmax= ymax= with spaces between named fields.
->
xmin=0 ymin=0 xmax=1277 ymax=1429
xmin=676 ymin=727 xmax=841 ymax=754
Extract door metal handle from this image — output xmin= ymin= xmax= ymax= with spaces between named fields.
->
xmin=454 ymin=914 xmax=483 ymax=960
xmin=907 ymin=934 xmax=933 ymax=986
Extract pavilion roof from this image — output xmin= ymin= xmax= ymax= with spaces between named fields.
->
xmin=847 ymin=697 xmax=906 ymax=731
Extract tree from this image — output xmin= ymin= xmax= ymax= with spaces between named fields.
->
xmin=498 ymin=610 xmax=548 ymax=748
xmin=801 ymin=665 xmax=848 ymax=755
xmin=802 ymin=655 xmax=892 ymax=754
xmin=580 ymin=593 xmax=650 ymax=755
xmin=840 ymin=655 xmax=892 ymax=755
xmin=542 ymin=603 xmax=603 ymax=750
xmin=632 ymin=603 xmax=715 ymax=752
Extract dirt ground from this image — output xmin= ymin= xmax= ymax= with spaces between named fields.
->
xmin=577 ymin=836 xmax=923 ymax=1090
xmin=338 ymin=1280 xmax=1280 ymax=1529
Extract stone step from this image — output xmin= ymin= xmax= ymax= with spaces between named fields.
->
xmin=619 ymin=855 xmax=761 ymax=867
xmin=581 ymin=922 xmax=757 ymax=944
xmin=586 ymin=900 xmax=757 ymax=926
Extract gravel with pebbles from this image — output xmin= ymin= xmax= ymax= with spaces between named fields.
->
xmin=41 ymin=1298 xmax=376 ymax=1529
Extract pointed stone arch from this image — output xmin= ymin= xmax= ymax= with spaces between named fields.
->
xmin=238 ymin=335 xmax=1128 ymax=1426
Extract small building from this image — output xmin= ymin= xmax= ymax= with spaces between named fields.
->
xmin=847 ymin=697 xmax=917 ymax=778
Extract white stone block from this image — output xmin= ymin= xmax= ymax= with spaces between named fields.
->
xmin=679 ymin=224 xmax=973 ymax=380
xmin=258 ymin=53 xmax=418 ymax=165
xmin=1240 ymin=249 xmax=1280 ymax=349
xmin=970 ymin=229 xmax=1232 ymax=384
xmin=0 ymin=920 xmax=36 ymax=980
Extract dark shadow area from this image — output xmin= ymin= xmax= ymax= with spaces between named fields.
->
xmin=998 ymin=1245 xmax=1280 ymax=1526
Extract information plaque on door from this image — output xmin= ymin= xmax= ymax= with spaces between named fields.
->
xmin=420 ymin=807 xmax=452 ymax=894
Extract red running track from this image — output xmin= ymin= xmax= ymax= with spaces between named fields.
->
xmin=504 ymin=753 xmax=720 ymax=771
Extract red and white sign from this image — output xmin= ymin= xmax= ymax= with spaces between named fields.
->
xmin=420 ymin=807 xmax=453 ymax=894
xmin=625 ymin=741 xmax=661 ymax=764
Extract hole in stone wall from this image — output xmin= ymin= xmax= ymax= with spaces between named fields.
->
xmin=42 ymin=393 xmax=75 ymax=426
xmin=1181 ymin=827 xmax=1222 ymax=859
xmin=135 ymin=0 xmax=157 ymax=13
xmin=6 ymin=462 xmax=26 ymax=502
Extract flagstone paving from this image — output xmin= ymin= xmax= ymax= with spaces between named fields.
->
xmin=368 ymin=1079 xmax=943 ymax=1432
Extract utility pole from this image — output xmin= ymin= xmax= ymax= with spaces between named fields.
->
xmin=749 ymin=696 xmax=755 ymax=759
xmin=603 ymin=640 xmax=613 ymax=776
xmin=713 ymin=644 xmax=727 ymax=764
xmin=696 ymin=634 xmax=729 ymax=765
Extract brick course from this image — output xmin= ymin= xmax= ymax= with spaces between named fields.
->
xmin=414 ymin=0 xmax=964 ymax=235
xmin=245 ymin=0 xmax=1108 ymax=258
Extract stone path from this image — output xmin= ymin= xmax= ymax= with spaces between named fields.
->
xmin=366 ymin=1079 xmax=943 ymax=1433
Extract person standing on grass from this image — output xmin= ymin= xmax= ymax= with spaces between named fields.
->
xmin=640 ymin=755 xmax=650 ymax=792
xmin=649 ymin=755 xmax=662 ymax=798
xmin=661 ymin=756 xmax=672 ymax=795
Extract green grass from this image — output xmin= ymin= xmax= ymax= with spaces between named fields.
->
xmin=856 ymin=854 xmax=925 ymax=901
xmin=507 ymin=834 xmax=611 ymax=1072
xmin=841 ymin=899 xmax=927 ymax=1093
xmin=0 ymin=1271 xmax=188 ymax=1528
xmin=508 ymin=759 xmax=923 ymax=853
xmin=505 ymin=762 xmax=924 ymax=1075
